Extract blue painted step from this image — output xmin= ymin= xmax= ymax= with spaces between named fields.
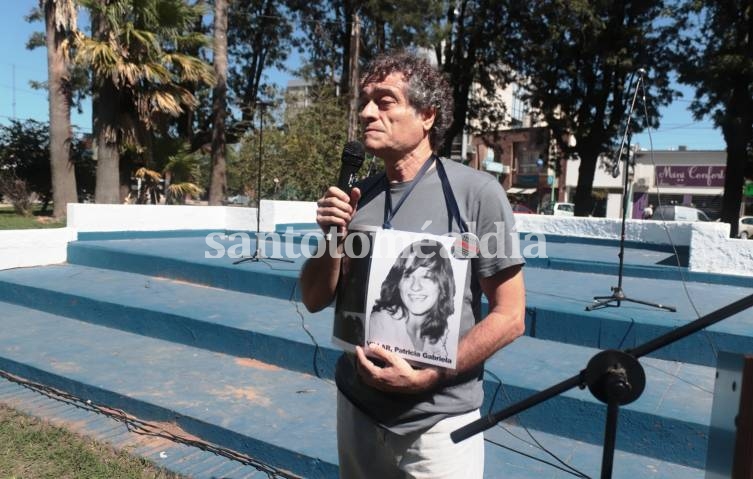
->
xmin=0 ymin=377 xmax=263 ymax=479
xmin=523 ymin=268 xmax=753 ymax=368
xmin=0 ymin=301 xmax=339 ymax=478
xmin=67 ymin=237 xmax=306 ymax=300
xmin=65 ymin=237 xmax=753 ymax=367
xmin=0 ymin=375 xmax=704 ymax=479
xmin=0 ymin=265 xmax=715 ymax=468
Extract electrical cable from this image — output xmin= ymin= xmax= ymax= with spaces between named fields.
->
xmin=483 ymin=369 xmax=591 ymax=479
xmin=637 ymin=78 xmax=718 ymax=360
xmin=0 ymin=369 xmax=299 ymax=479
xmin=288 ymin=280 xmax=334 ymax=385
xmin=484 ymin=437 xmax=591 ymax=478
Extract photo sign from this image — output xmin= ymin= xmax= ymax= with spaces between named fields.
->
xmin=333 ymin=228 xmax=469 ymax=369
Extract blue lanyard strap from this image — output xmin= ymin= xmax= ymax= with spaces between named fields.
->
xmin=435 ymin=158 xmax=468 ymax=234
xmin=383 ymin=155 xmax=435 ymax=229
xmin=382 ymin=155 xmax=468 ymax=234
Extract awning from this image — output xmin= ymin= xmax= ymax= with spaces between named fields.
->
xmin=507 ymin=187 xmax=537 ymax=194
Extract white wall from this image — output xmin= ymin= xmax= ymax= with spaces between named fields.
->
xmin=514 ymin=214 xmax=695 ymax=246
xmin=3 ymin=201 xmax=751 ymax=276
xmin=67 ymin=204 xmax=230 ymax=232
xmin=514 ymin=213 xmax=753 ymax=277
xmin=688 ymin=222 xmax=753 ymax=275
xmin=259 ymin=200 xmax=317 ymax=232
xmin=0 ymin=227 xmax=77 ymax=270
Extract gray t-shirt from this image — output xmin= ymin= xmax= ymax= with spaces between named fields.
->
xmin=335 ymin=157 xmax=524 ymax=435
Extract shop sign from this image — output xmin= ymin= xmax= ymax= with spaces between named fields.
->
xmin=516 ymin=175 xmax=539 ymax=187
xmin=655 ymin=165 xmax=725 ymax=187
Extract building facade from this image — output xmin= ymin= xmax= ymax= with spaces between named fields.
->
xmin=562 ymin=148 xmax=728 ymax=219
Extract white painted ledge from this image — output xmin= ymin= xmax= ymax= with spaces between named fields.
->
xmin=0 ymin=202 xmax=750 ymax=277
xmin=0 ymin=227 xmax=77 ymax=270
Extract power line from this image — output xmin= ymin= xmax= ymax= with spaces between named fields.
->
xmin=0 ymin=114 xmax=92 ymax=134
xmin=0 ymin=82 xmax=48 ymax=98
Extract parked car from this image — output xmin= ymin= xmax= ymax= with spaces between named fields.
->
xmin=512 ymin=203 xmax=535 ymax=214
xmin=739 ymin=216 xmax=753 ymax=239
xmin=540 ymin=202 xmax=575 ymax=216
xmin=652 ymin=205 xmax=710 ymax=222
xmin=226 ymin=195 xmax=250 ymax=205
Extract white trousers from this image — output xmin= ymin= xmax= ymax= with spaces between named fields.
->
xmin=337 ymin=392 xmax=484 ymax=479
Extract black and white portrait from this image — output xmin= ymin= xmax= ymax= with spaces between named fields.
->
xmin=365 ymin=230 xmax=467 ymax=368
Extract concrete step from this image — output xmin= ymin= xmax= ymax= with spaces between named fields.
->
xmin=67 ymin=236 xmax=306 ymax=300
xmin=0 ymin=264 xmax=340 ymax=380
xmin=0 ymin=305 xmax=706 ymax=479
xmin=0 ymin=264 xmax=715 ymax=468
xmin=44 ymin=239 xmax=753 ymax=367
xmin=0 ymin=374 xmax=705 ymax=479
xmin=0 ymin=301 xmax=339 ymax=478
xmin=0 ymin=376 xmax=263 ymax=479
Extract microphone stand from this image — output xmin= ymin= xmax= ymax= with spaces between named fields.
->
xmin=451 ymin=292 xmax=753 ymax=479
xmin=235 ymin=100 xmax=293 ymax=265
xmin=587 ymin=70 xmax=674 ymax=312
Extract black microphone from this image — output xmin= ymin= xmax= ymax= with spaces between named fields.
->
xmin=337 ymin=141 xmax=365 ymax=194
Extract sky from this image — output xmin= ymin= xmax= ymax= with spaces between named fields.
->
xmin=0 ymin=0 xmax=726 ymax=151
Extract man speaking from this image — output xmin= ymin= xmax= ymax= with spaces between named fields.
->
xmin=300 ymin=50 xmax=526 ymax=478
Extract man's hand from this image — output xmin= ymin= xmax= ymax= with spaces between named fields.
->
xmin=300 ymin=186 xmax=361 ymax=313
xmin=355 ymin=344 xmax=442 ymax=394
xmin=316 ymin=186 xmax=362 ymax=236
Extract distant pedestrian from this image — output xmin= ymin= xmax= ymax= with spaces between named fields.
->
xmin=642 ymin=203 xmax=654 ymax=219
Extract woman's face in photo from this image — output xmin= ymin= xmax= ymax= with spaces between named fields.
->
xmin=399 ymin=265 xmax=440 ymax=316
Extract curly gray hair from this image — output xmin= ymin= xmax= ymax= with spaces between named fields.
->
xmin=360 ymin=50 xmax=454 ymax=151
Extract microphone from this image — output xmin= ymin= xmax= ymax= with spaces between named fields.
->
xmin=337 ymin=141 xmax=365 ymax=194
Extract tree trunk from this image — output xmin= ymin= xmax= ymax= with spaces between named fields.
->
xmin=720 ymin=87 xmax=752 ymax=237
xmin=93 ymin=78 xmax=121 ymax=204
xmin=44 ymin=0 xmax=77 ymax=218
xmin=91 ymin=8 xmax=121 ymax=204
xmin=573 ymin=144 xmax=600 ymax=217
xmin=208 ymin=0 xmax=228 ymax=206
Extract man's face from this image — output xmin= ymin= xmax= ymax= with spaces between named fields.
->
xmin=358 ymin=72 xmax=434 ymax=160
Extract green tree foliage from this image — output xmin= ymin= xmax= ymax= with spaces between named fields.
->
xmin=231 ymin=85 xmax=347 ymax=202
xmin=290 ymin=0 xmax=442 ymax=96
xmin=76 ymin=0 xmax=215 ymax=203
xmin=289 ymin=0 xmax=521 ymax=161
xmin=674 ymin=0 xmax=753 ymax=236
xmin=437 ymin=0 xmax=519 ymax=155
xmin=227 ymin=0 xmax=297 ymax=128
xmin=511 ymin=0 xmax=676 ymax=216
xmin=0 ymin=120 xmax=95 ymax=213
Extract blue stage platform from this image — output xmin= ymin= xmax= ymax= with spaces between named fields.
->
xmin=0 ymin=229 xmax=750 ymax=478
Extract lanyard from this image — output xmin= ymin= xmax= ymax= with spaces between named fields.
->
xmin=382 ymin=156 xmax=435 ymax=229
xmin=382 ymin=155 xmax=468 ymax=234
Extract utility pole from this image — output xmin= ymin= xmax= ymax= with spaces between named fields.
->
xmin=347 ymin=13 xmax=360 ymax=141
xmin=12 ymin=64 xmax=16 ymax=119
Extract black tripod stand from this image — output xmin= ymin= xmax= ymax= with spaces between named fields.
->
xmin=235 ymin=100 xmax=292 ymax=265
xmin=587 ymin=70 xmax=674 ymax=312
xmin=451 ymin=293 xmax=753 ymax=479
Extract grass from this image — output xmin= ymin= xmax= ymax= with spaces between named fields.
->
xmin=0 ymin=404 xmax=185 ymax=479
xmin=0 ymin=205 xmax=66 ymax=230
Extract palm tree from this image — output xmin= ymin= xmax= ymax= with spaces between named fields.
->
xmin=208 ymin=0 xmax=228 ymax=206
xmin=41 ymin=0 xmax=78 ymax=218
xmin=76 ymin=0 xmax=214 ymax=204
